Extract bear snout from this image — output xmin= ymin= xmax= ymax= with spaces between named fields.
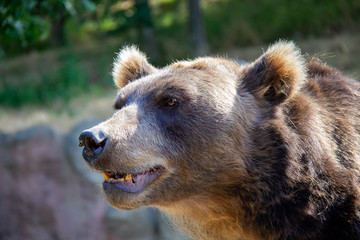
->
xmin=79 ymin=128 xmax=108 ymax=164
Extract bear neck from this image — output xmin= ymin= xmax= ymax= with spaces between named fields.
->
xmin=159 ymin=194 xmax=259 ymax=240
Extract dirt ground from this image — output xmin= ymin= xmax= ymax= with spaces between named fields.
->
xmin=1 ymin=34 xmax=359 ymax=134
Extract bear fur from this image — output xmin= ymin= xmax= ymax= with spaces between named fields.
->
xmin=80 ymin=41 xmax=360 ymax=240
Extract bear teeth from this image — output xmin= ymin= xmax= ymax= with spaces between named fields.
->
xmin=103 ymin=167 xmax=162 ymax=183
xmin=103 ymin=171 xmax=133 ymax=183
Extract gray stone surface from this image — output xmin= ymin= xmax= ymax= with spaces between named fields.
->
xmin=0 ymin=124 xmax=189 ymax=240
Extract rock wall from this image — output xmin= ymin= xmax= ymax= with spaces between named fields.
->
xmin=0 ymin=121 xmax=191 ymax=240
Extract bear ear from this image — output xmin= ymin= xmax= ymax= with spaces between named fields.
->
xmin=112 ymin=46 xmax=157 ymax=88
xmin=241 ymin=41 xmax=306 ymax=104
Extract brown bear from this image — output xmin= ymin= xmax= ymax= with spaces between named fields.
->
xmin=79 ymin=41 xmax=360 ymax=240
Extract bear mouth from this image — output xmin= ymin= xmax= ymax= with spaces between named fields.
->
xmin=102 ymin=166 xmax=164 ymax=193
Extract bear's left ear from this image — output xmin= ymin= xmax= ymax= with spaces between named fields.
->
xmin=241 ymin=41 xmax=306 ymax=104
xmin=112 ymin=46 xmax=158 ymax=88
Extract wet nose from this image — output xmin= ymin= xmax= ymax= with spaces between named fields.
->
xmin=79 ymin=129 xmax=108 ymax=163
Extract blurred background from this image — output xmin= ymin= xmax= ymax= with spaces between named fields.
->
xmin=0 ymin=0 xmax=359 ymax=239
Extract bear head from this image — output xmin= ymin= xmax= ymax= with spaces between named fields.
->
xmin=79 ymin=41 xmax=307 ymax=210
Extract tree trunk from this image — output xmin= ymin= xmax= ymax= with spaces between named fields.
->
xmin=188 ymin=0 xmax=208 ymax=56
xmin=134 ymin=0 xmax=159 ymax=60
xmin=50 ymin=8 xmax=66 ymax=46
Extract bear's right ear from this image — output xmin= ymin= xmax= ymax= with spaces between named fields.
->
xmin=241 ymin=41 xmax=306 ymax=105
xmin=112 ymin=46 xmax=157 ymax=88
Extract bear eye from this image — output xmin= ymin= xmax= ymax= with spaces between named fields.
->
xmin=167 ymin=97 xmax=177 ymax=107
xmin=114 ymin=98 xmax=126 ymax=110
xmin=161 ymin=96 xmax=178 ymax=108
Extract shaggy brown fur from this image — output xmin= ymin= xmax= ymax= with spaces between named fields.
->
xmin=80 ymin=41 xmax=360 ymax=240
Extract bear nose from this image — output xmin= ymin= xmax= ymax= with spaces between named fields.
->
xmin=79 ymin=129 xmax=108 ymax=163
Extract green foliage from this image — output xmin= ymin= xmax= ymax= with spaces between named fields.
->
xmin=2 ymin=0 xmax=360 ymax=56
xmin=0 ymin=53 xmax=112 ymax=108
xmin=0 ymin=0 xmax=49 ymax=54
xmin=1 ymin=0 xmax=360 ymax=109
xmin=0 ymin=0 xmax=96 ymax=55
xmin=203 ymin=0 xmax=360 ymax=49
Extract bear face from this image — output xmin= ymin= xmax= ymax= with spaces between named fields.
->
xmin=79 ymin=42 xmax=360 ymax=240
xmin=81 ymin=50 xmax=252 ymax=210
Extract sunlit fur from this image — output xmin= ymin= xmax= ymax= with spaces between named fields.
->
xmin=112 ymin=46 xmax=157 ymax=88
